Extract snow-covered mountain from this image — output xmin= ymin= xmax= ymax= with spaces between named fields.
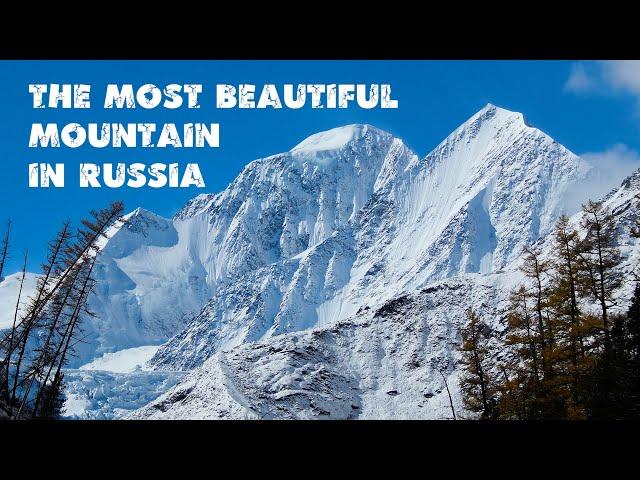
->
xmin=148 ymin=104 xmax=592 ymax=371
xmin=73 ymin=123 xmax=416 ymax=366
xmin=56 ymin=104 xmax=592 ymax=368
xmin=4 ymin=103 xmax=624 ymax=419
xmin=130 ymin=163 xmax=640 ymax=420
xmin=0 ymin=272 xmax=38 ymax=331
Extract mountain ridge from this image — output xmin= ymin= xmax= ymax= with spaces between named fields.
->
xmin=147 ymin=103 xmax=593 ymax=370
xmin=0 ymin=104 xmax=604 ymax=373
xmin=129 ymin=164 xmax=640 ymax=419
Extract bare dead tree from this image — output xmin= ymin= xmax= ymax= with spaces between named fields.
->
xmin=0 ymin=220 xmax=10 ymax=282
xmin=0 ymin=250 xmax=27 ymax=400
xmin=15 ymin=202 xmax=124 ymax=419
xmin=438 ymin=369 xmax=457 ymax=420
xmin=0 ymin=201 xmax=124 ymax=419
xmin=7 ymin=222 xmax=72 ymax=406
xmin=32 ymin=254 xmax=100 ymax=418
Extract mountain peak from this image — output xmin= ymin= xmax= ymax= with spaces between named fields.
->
xmin=470 ymin=103 xmax=526 ymax=126
xmin=124 ymin=207 xmax=150 ymax=220
xmin=426 ymin=104 xmax=553 ymax=164
xmin=621 ymin=167 xmax=640 ymax=191
xmin=290 ymin=124 xmax=391 ymax=154
xmin=119 ymin=207 xmax=173 ymax=231
xmin=98 ymin=206 xmax=176 ymax=259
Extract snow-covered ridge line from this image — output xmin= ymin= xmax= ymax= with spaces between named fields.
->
xmin=3 ymin=103 xmax=632 ymax=419
xmin=149 ymin=103 xmax=594 ymax=371
xmin=130 ymin=167 xmax=640 ymax=420
xmin=1 ymin=104 xmax=597 ymax=374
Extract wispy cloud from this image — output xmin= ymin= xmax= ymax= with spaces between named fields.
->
xmin=603 ymin=61 xmax=640 ymax=94
xmin=564 ymin=144 xmax=640 ymax=214
xmin=565 ymin=61 xmax=640 ymax=107
xmin=564 ymin=63 xmax=597 ymax=93
xmin=581 ymin=144 xmax=640 ymax=172
xmin=582 ymin=144 xmax=640 ymax=195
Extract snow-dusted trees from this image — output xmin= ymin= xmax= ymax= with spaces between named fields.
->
xmin=0 ymin=201 xmax=124 ymax=419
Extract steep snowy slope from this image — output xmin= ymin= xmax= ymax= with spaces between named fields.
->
xmin=130 ymin=170 xmax=640 ymax=420
xmin=71 ymin=207 xmax=208 ymax=364
xmin=72 ymin=124 xmax=414 ymax=365
xmin=358 ymin=104 xmax=591 ymax=283
xmin=130 ymin=272 xmax=525 ymax=420
xmin=0 ymin=272 xmax=38 ymax=330
xmin=150 ymin=104 xmax=592 ymax=370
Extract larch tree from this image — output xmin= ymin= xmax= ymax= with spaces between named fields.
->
xmin=504 ymin=286 xmax=544 ymax=417
xmin=0 ymin=250 xmax=28 ymax=401
xmin=18 ymin=202 xmax=124 ymax=419
xmin=547 ymin=214 xmax=588 ymax=416
xmin=458 ymin=309 xmax=497 ymax=419
xmin=578 ymin=200 xmax=623 ymax=355
xmin=520 ymin=246 xmax=552 ymax=373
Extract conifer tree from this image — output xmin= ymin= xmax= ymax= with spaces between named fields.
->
xmin=504 ymin=286 xmax=543 ymax=417
xmin=548 ymin=215 xmax=587 ymax=415
xmin=507 ymin=286 xmax=540 ymax=383
xmin=458 ymin=309 xmax=497 ymax=419
xmin=16 ymin=202 xmax=123 ymax=418
xmin=628 ymin=283 xmax=640 ymax=360
xmin=578 ymin=201 xmax=623 ymax=354
xmin=520 ymin=246 xmax=552 ymax=372
xmin=584 ymin=283 xmax=640 ymax=418
xmin=37 ymin=372 xmax=65 ymax=419
xmin=5 ymin=222 xmax=72 ymax=407
xmin=583 ymin=311 xmax=636 ymax=419
xmin=494 ymin=358 xmax=526 ymax=419
xmin=625 ymin=284 xmax=640 ymax=414
xmin=0 ymin=250 xmax=28 ymax=401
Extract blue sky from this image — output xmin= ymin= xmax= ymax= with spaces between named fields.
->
xmin=1 ymin=60 xmax=639 ymax=274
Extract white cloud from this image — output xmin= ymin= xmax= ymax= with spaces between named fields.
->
xmin=564 ymin=63 xmax=596 ymax=93
xmin=565 ymin=61 xmax=640 ymax=101
xmin=582 ymin=144 xmax=640 ymax=171
xmin=564 ymin=144 xmax=640 ymax=214
xmin=582 ymin=144 xmax=640 ymax=198
xmin=562 ymin=62 xmax=640 ymax=212
xmin=604 ymin=61 xmax=640 ymax=94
